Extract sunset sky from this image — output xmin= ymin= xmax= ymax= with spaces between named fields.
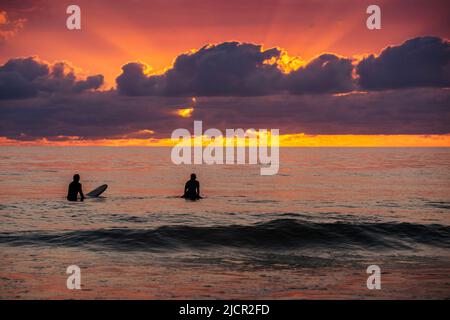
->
xmin=0 ymin=0 xmax=449 ymax=146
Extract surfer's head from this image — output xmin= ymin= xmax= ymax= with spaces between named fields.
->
xmin=190 ymin=173 xmax=196 ymax=180
xmin=73 ymin=174 xmax=80 ymax=182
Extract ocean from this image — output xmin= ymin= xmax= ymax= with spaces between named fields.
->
xmin=0 ymin=147 xmax=449 ymax=299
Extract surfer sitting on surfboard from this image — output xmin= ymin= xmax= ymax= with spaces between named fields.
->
xmin=182 ymin=173 xmax=202 ymax=200
xmin=67 ymin=174 xmax=85 ymax=202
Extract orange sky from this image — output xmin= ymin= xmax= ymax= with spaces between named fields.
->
xmin=1 ymin=0 xmax=449 ymax=87
xmin=2 ymin=134 xmax=450 ymax=147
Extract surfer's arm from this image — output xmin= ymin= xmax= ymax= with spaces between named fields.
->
xmin=196 ymin=182 xmax=200 ymax=197
xmin=79 ymin=184 xmax=85 ymax=201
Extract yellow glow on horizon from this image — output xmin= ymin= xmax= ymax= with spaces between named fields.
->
xmin=278 ymin=134 xmax=450 ymax=147
xmin=1 ymin=134 xmax=450 ymax=147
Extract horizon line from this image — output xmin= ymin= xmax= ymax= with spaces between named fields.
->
xmin=1 ymin=134 xmax=450 ymax=147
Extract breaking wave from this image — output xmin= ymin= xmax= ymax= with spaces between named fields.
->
xmin=1 ymin=219 xmax=449 ymax=251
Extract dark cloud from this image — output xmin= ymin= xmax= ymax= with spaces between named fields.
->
xmin=116 ymin=62 xmax=165 ymax=96
xmin=191 ymin=89 xmax=450 ymax=135
xmin=0 ymin=57 xmax=104 ymax=99
xmin=357 ymin=36 xmax=450 ymax=90
xmin=5 ymin=37 xmax=448 ymax=101
xmin=0 ymin=68 xmax=38 ymax=99
xmin=117 ymin=42 xmax=283 ymax=96
xmin=117 ymin=37 xmax=450 ymax=96
xmin=117 ymin=42 xmax=352 ymax=96
xmin=73 ymin=75 xmax=104 ymax=93
xmin=0 ymin=56 xmax=48 ymax=80
xmin=0 ymin=92 xmax=191 ymax=140
xmin=1 ymin=89 xmax=449 ymax=141
xmin=286 ymin=54 xmax=354 ymax=94
xmin=163 ymin=42 xmax=282 ymax=96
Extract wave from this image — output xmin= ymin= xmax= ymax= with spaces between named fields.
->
xmin=0 ymin=219 xmax=449 ymax=251
xmin=426 ymin=201 xmax=450 ymax=210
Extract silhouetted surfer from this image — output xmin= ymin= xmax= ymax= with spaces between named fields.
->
xmin=67 ymin=174 xmax=85 ymax=201
xmin=182 ymin=173 xmax=201 ymax=200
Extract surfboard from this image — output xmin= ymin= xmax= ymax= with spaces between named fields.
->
xmin=86 ymin=184 xmax=108 ymax=197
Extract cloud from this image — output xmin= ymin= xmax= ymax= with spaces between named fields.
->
xmin=286 ymin=54 xmax=354 ymax=94
xmin=73 ymin=75 xmax=104 ymax=93
xmin=116 ymin=42 xmax=352 ymax=96
xmin=1 ymin=88 xmax=448 ymax=141
xmin=117 ymin=37 xmax=450 ymax=96
xmin=0 ymin=57 xmax=104 ymax=99
xmin=116 ymin=62 xmax=165 ymax=96
xmin=357 ymin=36 xmax=450 ymax=90
xmin=0 ymin=10 xmax=26 ymax=44
xmin=117 ymin=42 xmax=283 ymax=96
xmin=0 ymin=92 xmax=191 ymax=140
xmin=162 ymin=42 xmax=282 ymax=96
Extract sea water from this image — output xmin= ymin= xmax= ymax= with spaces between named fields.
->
xmin=0 ymin=147 xmax=449 ymax=299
